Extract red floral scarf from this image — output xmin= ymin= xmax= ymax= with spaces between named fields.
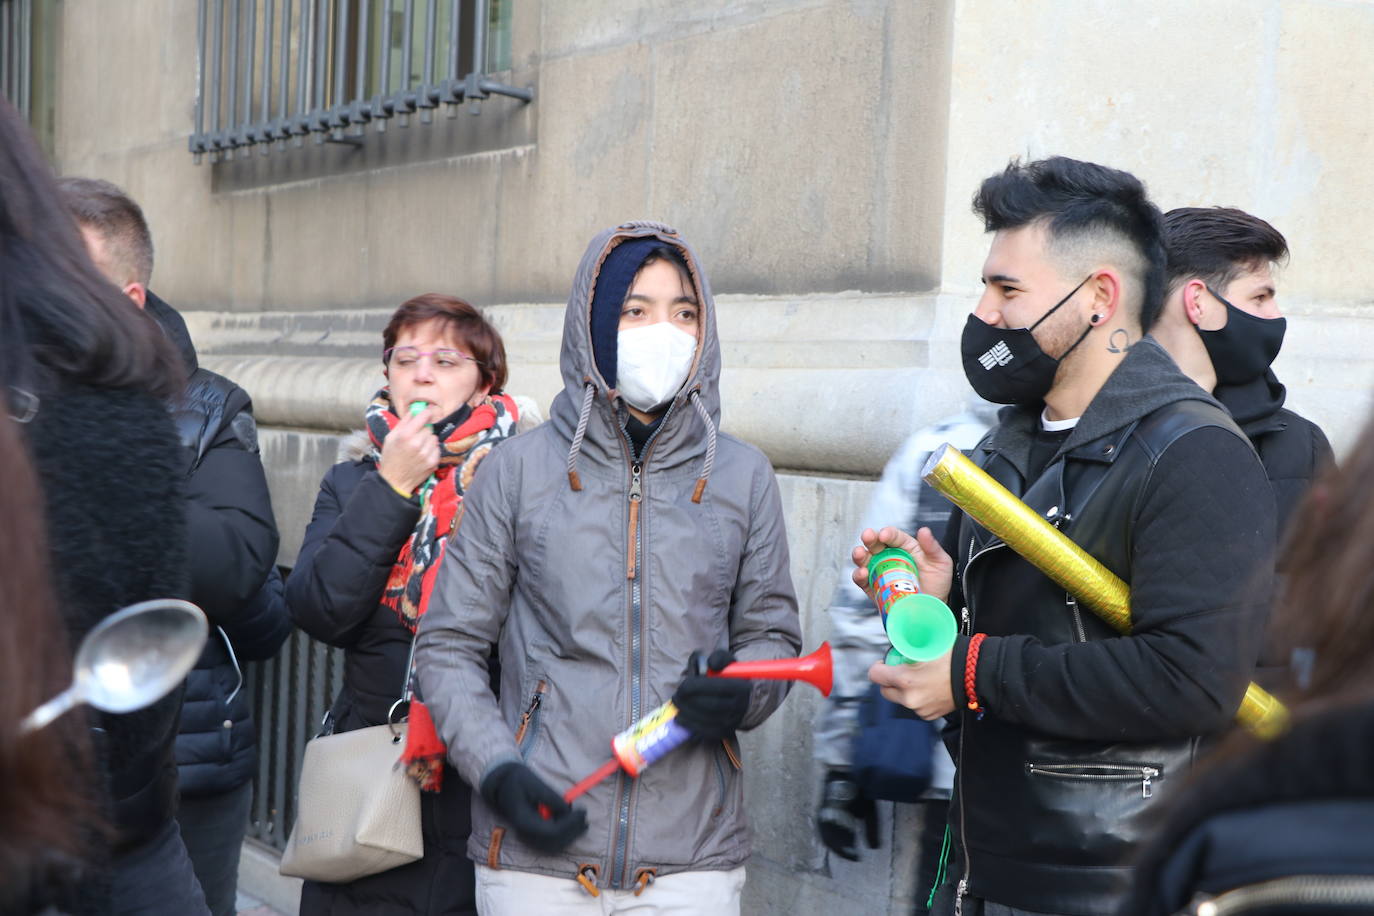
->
xmin=364 ymin=387 xmax=518 ymax=790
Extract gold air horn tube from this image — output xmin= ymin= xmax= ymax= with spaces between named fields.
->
xmin=921 ymin=443 xmax=1287 ymax=738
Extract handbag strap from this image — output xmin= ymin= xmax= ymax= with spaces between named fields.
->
xmin=388 ymin=627 xmax=422 ymax=728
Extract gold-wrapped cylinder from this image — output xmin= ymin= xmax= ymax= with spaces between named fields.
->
xmin=921 ymin=443 xmax=1288 ymax=739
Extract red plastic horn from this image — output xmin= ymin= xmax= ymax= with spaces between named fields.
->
xmin=710 ymin=642 xmax=833 ymax=697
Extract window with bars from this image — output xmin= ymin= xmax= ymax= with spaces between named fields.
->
xmin=1 ymin=0 xmax=56 ymax=154
xmin=0 ymin=0 xmax=33 ymax=120
xmin=190 ymin=0 xmax=529 ymax=163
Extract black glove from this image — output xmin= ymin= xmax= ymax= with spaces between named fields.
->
xmin=479 ymin=761 xmax=588 ymax=853
xmin=671 ymin=649 xmax=752 ymax=740
xmin=816 ymin=769 xmax=880 ymax=861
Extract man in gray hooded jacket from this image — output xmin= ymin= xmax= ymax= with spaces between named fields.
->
xmin=416 ymin=221 xmax=802 ymax=913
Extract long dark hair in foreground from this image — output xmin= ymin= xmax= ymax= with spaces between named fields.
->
xmin=0 ymin=395 xmax=99 ymax=907
xmin=1120 ymin=407 xmax=1374 ymax=914
xmin=0 ymin=96 xmax=179 ymax=400
xmin=1269 ymin=414 xmax=1374 ymax=712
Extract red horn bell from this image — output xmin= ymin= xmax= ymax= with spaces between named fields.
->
xmin=710 ymin=642 xmax=833 ymax=696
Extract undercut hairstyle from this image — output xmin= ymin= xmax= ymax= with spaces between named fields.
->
xmin=1162 ymin=207 xmax=1289 ymax=306
xmin=383 ymin=293 xmax=509 ymax=394
xmin=56 ymin=177 xmax=155 ymax=287
xmin=973 ymin=156 xmax=1168 ymax=330
xmin=0 ymin=98 xmax=180 ymax=399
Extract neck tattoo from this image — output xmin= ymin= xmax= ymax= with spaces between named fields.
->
xmin=1106 ymin=329 xmax=1133 ymax=354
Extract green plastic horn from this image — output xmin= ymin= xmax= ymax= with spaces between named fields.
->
xmin=867 ymin=548 xmax=958 ymax=663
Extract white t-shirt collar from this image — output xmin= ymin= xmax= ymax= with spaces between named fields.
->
xmin=1040 ymin=408 xmax=1080 ymax=432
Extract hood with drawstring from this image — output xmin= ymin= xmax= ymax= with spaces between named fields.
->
xmin=416 ymin=222 xmax=801 ymax=890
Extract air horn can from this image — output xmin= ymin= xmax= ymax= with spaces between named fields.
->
xmin=867 ymin=548 xmax=958 ymax=663
xmin=563 ymin=644 xmax=836 ymax=799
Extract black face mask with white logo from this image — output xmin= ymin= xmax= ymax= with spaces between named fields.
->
xmin=1197 ymin=286 xmax=1287 ymax=386
xmin=960 ymin=276 xmax=1093 ymax=406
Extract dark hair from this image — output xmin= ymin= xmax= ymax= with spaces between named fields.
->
xmin=636 ymin=244 xmax=694 ymax=292
xmin=972 ymin=156 xmax=1168 ymax=329
xmin=1161 ymin=207 xmax=1288 ymax=309
xmin=56 ymin=177 xmax=155 ymax=287
xmin=0 ymin=98 xmax=180 ymax=400
xmin=382 ymin=294 xmax=509 ymax=393
xmin=0 ymin=395 xmax=99 ymax=905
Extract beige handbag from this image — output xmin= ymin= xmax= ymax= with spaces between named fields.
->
xmin=279 ymin=637 xmax=423 ymax=882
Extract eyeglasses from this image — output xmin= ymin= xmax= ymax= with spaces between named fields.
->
xmin=383 ymin=346 xmax=483 ymax=371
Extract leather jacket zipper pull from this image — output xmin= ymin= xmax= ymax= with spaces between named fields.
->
xmin=627 ymin=464 xmax=643 ymax=580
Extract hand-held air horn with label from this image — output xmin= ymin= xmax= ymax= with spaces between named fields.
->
xmin=867 ymin=548 xmax=958 ymax=663
xmin=920 ymin=442 xmax=1288 ymax=738
xmin=546 ymin=644 xmax=834 ymax=810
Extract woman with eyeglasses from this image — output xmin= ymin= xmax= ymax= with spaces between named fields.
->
xmin=286 ymin=293 xmax=518 ymax=916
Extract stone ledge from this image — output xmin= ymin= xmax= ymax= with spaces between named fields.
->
xmin=212 ymin=355 xmax=965 ymax=477
xmin=194 ymin=292 xmax=1374 ymax=474
xmin=194 ymin=292 xmax=960 ymax=477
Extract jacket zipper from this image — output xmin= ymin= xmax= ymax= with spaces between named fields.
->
xmin=955 ymin=535 xmax=1004 ymax=914
xmin=611 ymin=402 xmax=678 ymax=889
xmin=514 ymin=681 xmax=547 ymax=752
xmin=1190 ymin=875 xmax=1374 ymax=914
xmin=1024 ymin=761 xmax=1160 ymax=798
xmin=1066 ymin=594 xmax=1087 ymax=642
xmin=626 ymin=464 xmax=642 ymax=579
xmin=1044 ymin=507 xmax=1088 ymax=643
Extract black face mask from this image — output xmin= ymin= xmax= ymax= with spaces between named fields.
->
xmin=1197 ymin=286 xmax=1287 ymax=386
xmin=960 ymin=276 xmax=1093 ymax=406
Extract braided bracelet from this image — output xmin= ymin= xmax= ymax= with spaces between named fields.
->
xmin=965 ymin=633 xmax=987 ymax=718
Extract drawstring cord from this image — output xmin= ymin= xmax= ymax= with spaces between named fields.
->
xmin=566 ymin=381 xmax=595 ymax=491
xmin=566 ymin=383 xmax=716 ymax=505
xmin=688 ymin=389 xmax=716 ymax=504
xmin=927 ymin=822 xmax=953 ymax=908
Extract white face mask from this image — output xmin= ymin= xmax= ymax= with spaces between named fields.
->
xmin=615 ymin=322 xmax=698 ymax=413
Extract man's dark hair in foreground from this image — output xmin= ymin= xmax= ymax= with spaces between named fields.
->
xmin=855 ymin=157 xmax=1276 ymax=916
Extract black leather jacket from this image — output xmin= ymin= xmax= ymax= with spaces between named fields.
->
xmin=942 ymin=340 xmax=1276 ymax=916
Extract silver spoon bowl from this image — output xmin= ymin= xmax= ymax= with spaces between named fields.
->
xmin=22 ymin=599 xmax=208 ymax=734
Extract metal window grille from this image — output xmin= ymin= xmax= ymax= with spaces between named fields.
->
xmin=191 ymin=0 xmax=530 ymax=163
xmin=0 ymin=0 xmax=33 ymax=120
xmin=245 ymin=626 xmax=345 ymax=851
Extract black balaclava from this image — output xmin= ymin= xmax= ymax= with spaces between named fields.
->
xmin=589 ymin=238 xmax=664 ymax=389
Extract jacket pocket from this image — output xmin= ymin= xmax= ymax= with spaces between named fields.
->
xmin=712 ymin=737 xmax=743 ymax=817
xmin=515 ymin=680 xmax=548 ymax=761
xmin=1025 ymin=761 xmax=1160 ymax=799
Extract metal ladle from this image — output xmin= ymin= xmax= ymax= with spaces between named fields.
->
xmin=21 ymin=599 xmax=208 ymax=734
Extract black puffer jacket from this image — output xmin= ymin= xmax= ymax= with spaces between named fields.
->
xmin=286 ymin=443 xmax=476 ymax=916
xmin=24 ymin=380 xmax=189 ymax=857
xmin=1120 ymin=702 xmax=1374 ymax=915
xmin=146 ymin=293 xmax=286 ymax=797
xmin=940 ymin=339 xmax=1276 ymax=916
